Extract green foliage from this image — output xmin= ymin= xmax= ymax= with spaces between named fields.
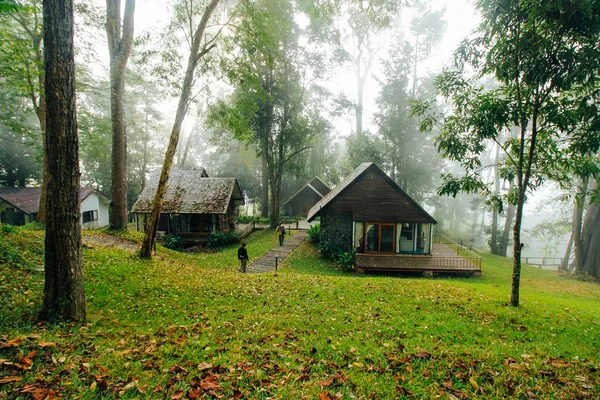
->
xmin=306 ymin=223 xmax=320 ymax=243
xmin=1 ymin=224 xmax=16 ymax=234
xmin=318 ymin=242 xmax=355 ymax=273
xmin=0 ymin=224 xmax=44 ymax=271
xmin=209 ymin=230 xmax=242 ymax=247
xmin=2 ymin=226 xmax=600 ymax=397
xmin=162 ymin=235 xmax=183 ymax=251
xmin=236 ymin=215 xmax=255 ymax=224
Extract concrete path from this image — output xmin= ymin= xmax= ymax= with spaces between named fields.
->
xmin=247 ymin=230 xmax=308 ymax=273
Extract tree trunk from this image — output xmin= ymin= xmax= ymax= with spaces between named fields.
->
xmin=106 ymin=0 xmax=136 ymax=230
xmin=561 ymin=232 xmax=573 ymax=271
xmin=572 ymin=178 xmax=589 ymax=274
xmin=141 ymin=110 xmax=149 ymax=190
xmin=510 ymin=187 xmax=525 ymax=307
xmin=490 ymin=144 xmax=500 ymax=254
xmin=498 ymin=181 xmax=515 ymax=257
xmin=581 ymin=212 xmax=600 ymax=277
xmin=356 ymin=74 xmax=364 ymax=137
xmin=139 ymin=0 xmax=221 ymax=258
xmin=580 ymin=182 xmax=600 ymax=278
xmin=261 ymin=146 xmax=269 ymax=218
xmin=42 ymin=0 xmax=85 ymax=321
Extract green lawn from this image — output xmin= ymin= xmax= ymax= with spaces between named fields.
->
xmin=1 ymin=225 xmax=599 ymax=399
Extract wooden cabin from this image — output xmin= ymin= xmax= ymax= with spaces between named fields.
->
xmin=0 ymin=186 xmax=110 ymax=229
xmin=132 ymin=168 xmax=244 ymax=244
xmin=284 ymin=177 xmax=331 ymax=216
xmin=307 ymin=163 xmax=481 ymax=274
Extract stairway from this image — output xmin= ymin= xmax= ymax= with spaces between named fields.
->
xmin=247 ymin=230 xmax=308 ymax=273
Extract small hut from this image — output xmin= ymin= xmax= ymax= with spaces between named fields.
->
xmin=308 ymin=163 xmax=481 ymax=274
xmin=132 ymin=168 xmax=244 ymax=243
xmin=284 ymin=177 xmax=331 ymax=217
xmin=0 ymin=186 xmax=110 ymax=229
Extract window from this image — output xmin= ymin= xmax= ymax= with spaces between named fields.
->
xmin=82 ymin=210 xmax=98 ymax=223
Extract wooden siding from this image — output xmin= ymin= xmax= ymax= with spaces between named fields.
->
xmin=286 ymin=186 xmax=323 ymax=216
xmin=323 ymin=170 xmax=432 ymax=223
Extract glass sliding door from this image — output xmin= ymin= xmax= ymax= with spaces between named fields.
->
xmin=380 ymin=224 xmax=395 ymax=253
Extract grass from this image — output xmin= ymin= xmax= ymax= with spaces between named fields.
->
xmin=1 ymin=225 xmax=599 ymax=399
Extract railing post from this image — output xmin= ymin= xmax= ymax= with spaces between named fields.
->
xmin=275 ymin=256 xmax=278 ymax=271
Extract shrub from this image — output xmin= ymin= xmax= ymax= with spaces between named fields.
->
xmin=237 ymin=215 xmax=254 ymax=224
xmin=209 ymin=231 xmax=241 ymax=247
xmin=1 ymin=225 xmax=16 ymax=235
xmin=336 ymin=250 xmax=356 ymax=273
xmin=163 ymin=235 xmax=183 ymax=251
xmin=307 ymin=224 xmax=320 ymax=244
xmin=318 ymin=242 xmax=355 ymax=273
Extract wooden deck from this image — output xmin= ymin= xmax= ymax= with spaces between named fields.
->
xmin=356 ymin=243 xmax=482 ymax=275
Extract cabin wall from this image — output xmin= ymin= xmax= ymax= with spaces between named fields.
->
xmin=81 ymin=193 xmax=109 ymax=230
xmin=320 ymin=210 xmax=353 ymax=252
xmin=324 ymin=171 xmax=431 ymax=223
xmin=0 ymin=199 xmax=28 ymax=225
xmin=287 ymin=190 xmax=322 ymax=216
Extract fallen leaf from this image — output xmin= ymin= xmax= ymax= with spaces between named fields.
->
xmin=200 ymin=374 xmax=221 ymax=391
xmin=0 ymin=376 xmax=24 ymax=384
xmin=171 ymin=390 xmax=185 ymax=399
xmin=318 ymin=393 xmax=333 ymax=400
xmin=469 ymin=377 xmax=479 ymax=390
xmin=8 ymin=337 xmax=23 ymax=347
xmin=318 ymin=378 xmax=333 ymax=387
xmin=197 ymin=362 xmax=213 ymax=371
xmin=551 ymin=361 xmax=570 ymax=368
xmin=415 ymin=350 xmax=431 ymax=359
xmin=38 ymin=341 xmax=57 ymax=348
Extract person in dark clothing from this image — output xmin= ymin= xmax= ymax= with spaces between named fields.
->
xmin=278 ymin=223 xmax=286 ymax=246
xmin=238 ymin=241 xmax=249 ymax=273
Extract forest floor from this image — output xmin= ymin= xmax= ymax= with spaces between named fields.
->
xmin=1 ymin=224 xmax=599 ymax=399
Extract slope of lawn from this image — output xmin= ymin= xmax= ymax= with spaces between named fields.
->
xmin=1 ymin=224 xmax=599 ymax=399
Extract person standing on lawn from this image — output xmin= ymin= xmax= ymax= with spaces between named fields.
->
xmin=278 ymin=223 xmax=286 ymax=246
xmin=238 ymin=241 xmax=248 ymax=273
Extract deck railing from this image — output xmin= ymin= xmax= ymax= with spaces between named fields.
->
xmin=432 ymin=233 xmax=482 ymax=269
xmin=236 ymin=221 xmax=255 ymax=239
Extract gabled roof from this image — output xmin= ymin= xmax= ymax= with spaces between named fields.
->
xmin=284 ymin=176 xmax=330 ymax=207
xmin=308 ymin=177 xmax=331 ymax=197
xmin=307 ymin=162 xmax=436 ymax=223
xmin=0 ymin=186 xmax=108 ymax=215
xmin=131 ymin=168 xmax=244 ymax=214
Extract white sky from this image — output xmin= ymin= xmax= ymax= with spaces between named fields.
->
xmin=115 ymin=0 xmax=482 ymax=137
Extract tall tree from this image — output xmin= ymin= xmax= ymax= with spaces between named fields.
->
xmin=106 ymin=0 xmax=135 ymax=230
xmin=140 ymin=0 xmax=221 ymax=258
xmin=209 ymin=0 xmax=329 ymax=227
xmin=42 ymin=0 xmax=85 ymax=321
xmin=413 ymin=0 xmax=600 ymax=307
xmin=0 ymin=0 xmax=49 ymax=221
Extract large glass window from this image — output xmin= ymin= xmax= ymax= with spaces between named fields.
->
xmin=354 ymin=222 xmax=364 ymax=252
xmin=397 ymin=223 xmax=414 ymax=253
xmin=365 ymin=223 xmax=379 ymax=252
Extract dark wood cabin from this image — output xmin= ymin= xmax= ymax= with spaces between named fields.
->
xmin=307 ymin=163 xmax=481 ymax=274
xmin=284 ymin=177 xmax=331 ymax=216
xmin=132 ymin=168 xmax=244 ymax=244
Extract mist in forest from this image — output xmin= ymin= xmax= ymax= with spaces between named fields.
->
xmin=2 ymin=0 xmax=597 ymax=267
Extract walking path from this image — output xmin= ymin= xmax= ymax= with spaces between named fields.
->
xmin=247 ymin=230 xmax=308 ymax=273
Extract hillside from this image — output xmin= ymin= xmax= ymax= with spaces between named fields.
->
xmin=1 ymin=225 xmax=599 ymax=399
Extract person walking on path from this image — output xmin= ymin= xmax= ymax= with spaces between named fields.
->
xmin=238 ymin=241 xmax=249 ymax=273
xmin=278 ymin=223 xmax=286 ymax=246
